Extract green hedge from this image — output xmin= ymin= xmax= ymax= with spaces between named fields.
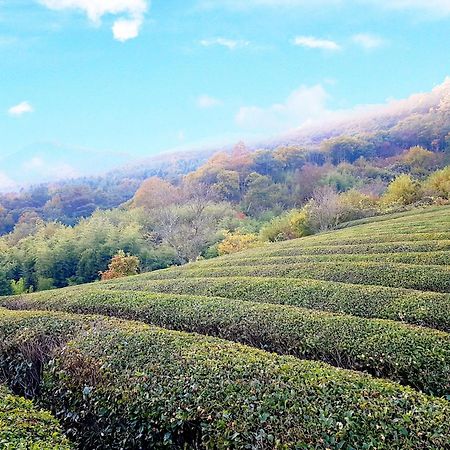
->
xmin=141 ymin=261 xmax=450 ymax=293
xmin=335 ymin=205 xmax=450 ymax=229
xmin=275 ymin=232 xmax=450 ymax=247
xmin=240 ymin=240 xmax=450 ymax=258
xmin=204 ymin=251 xmax=450 ymax=267
xmin=5 ymin=288 xmax=450 ymax=396
xmin=106 ymin=276 xmax=450 ymax=331
xmin=0 ymin=384 xmax=72 ymax=449
xmin=0 ymin=309 xmax=449 ymax=449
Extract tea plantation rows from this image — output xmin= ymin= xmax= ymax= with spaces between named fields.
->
xmin=1 ymin=205 xmax=449 ymax=448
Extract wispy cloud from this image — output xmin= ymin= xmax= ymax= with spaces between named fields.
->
xmin=8 ymin=101 xmax=34 ymax=117
xmin=38 ymin=0 xmax=149 ymax=41
xmin=293 ymin=36 xmax=341 ymax=51
xmin=196 ymin=95 xmax=222 ymax=109
xmin=352 ymin=33 xmax=386 ymax=49
xmin=236 ymin=84 xmax=329 ymax=132
xmin=200 ymin=37 xmax=250 ymax=50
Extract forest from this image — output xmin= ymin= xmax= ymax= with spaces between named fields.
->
xmin=0 ymin=136 xmax=449 ymax=295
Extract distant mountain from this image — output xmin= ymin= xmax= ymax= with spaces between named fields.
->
xmin=1 ymin=78 xmax=449 ymax=194
xmin=264 ymin=77 xmax=450 ymax=149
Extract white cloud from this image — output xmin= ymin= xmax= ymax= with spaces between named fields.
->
xmin=197 ymin=95 xmax=222 ymax=109
xmin=200 ymin=37 xmax=249 ymax=50
xmin=236 ymin=84 xmax=329 ymax=132
xmin=352 ymin=33 xmax=386 ymax=49
xmin=112 ymin=17 xmax=142 ymax=41
xmin=293 ymin=36 xmax=341 ymax=51
xmin=8 ymin=101 xmax=34 ymax=117
xmin=39 ymin=0 xmax=149 ymax=41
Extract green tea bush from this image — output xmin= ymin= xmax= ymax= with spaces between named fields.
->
xmin=0 ymin=309 xmax=449 ymax=449
xmin=107 ymin=276 xmax=450 ymax=331
xmin=0 ymin=384 xmax=72 ymax=449
xmin=204 ymin=251 xmax=450 ymax=267
xmin=242 ymin=240 xmax=450 ymax=257
xmin=5 ymin=289 xmax=449 ymax=396
xmin=141 ymin=261 xmax=450 ymax=293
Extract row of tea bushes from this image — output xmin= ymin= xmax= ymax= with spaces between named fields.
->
xmin=202 ymin=251 xmax=450 ymax=268
xmin=0 ymin=384 xmax=72 ymax=449
xmin=5 ymin=288 xmax=449 ymax=396
xmin=106 ymin=276 xmax=450 ymax=331
xmin=274 ymin=232 xmax=450 ymax=247
xmin=141 ymin=261 xmax=450 ymax=293
xmin=0 ymin=309 xmax=449 ymax=449
xmin=233 ymin=240 xmax=450 ymax=258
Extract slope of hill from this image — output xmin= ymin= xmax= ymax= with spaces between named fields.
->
xmin=1 ymin=205 xmax=449 ymax=447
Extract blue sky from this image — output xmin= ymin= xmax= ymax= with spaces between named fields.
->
xmin=1 ymin=0 xmax=450 ymax=186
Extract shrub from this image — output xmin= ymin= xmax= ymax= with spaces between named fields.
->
xmin=141 ymin=261 xmax=450 ymax=293
xmin=259 ymin=209 xmax=311 ymax=242
xmin=0 ymin=384 xmax=72 ymax=449
xmin=204 ymin=251 xmax=450 ymax=267
xmin=5 ymin=288 xmax=449 ymax=396
xmin=100 ymin=250 xmax=140 ymax=281
xmin=107 ymin=276 xmax=450 ymax=332
xmin=217 ymin=231 xmax=260 ymax=255
xmin=424 ymin=165 xmax=450 ymax=199
xmin=381 ymin=174 xmax=421 ymax=206
xmin=0 ymin=309 xmax=449 ymax=449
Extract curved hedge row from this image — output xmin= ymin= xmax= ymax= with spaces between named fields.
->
xmin=239 ymin=240 xmax=450 ymax=257
xmin=141 ymin=261 xmax=450 ymax=293
xmin=0 ymin=385 xmax=72 ymax=449
xmin=106 ymin=276 xmax=450 ymax=331
xmin=203 ymin=251 xmax=450 ymax=267
xmin=5 ymin=288 xmax=449 ymax=396
xmin=0 ymin=309 xmax=449 ymax=449
xmin=275 ymin=232 xmax=450 ymax=247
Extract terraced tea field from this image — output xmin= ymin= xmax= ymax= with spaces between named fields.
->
xmin=1 ymin=205 xmax=449 ymax=448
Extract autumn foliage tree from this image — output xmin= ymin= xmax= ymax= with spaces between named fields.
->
xmin=100 ymin=250 xmax=140 ymax=281
xmin=132 ymin=177 xmax=180 ymax=210
xmin=217 ymin=231 xmax=260 ymax=255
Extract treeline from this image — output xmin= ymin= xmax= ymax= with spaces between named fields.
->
xmin=0 ymin=141 xmax=449 ymax=295
xmin=1 ymin=83 xmax=450 ymax=236
xmin=0 ymin=151 xmax=211 ymax=235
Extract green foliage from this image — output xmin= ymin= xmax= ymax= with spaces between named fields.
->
xmin=0 ymin=272 xmax=12 ymax=296
xmin=216 ymin=231 xmax=260 ymax=255
xmin=0 ymin=309 xmax=448 ymax=449
xmin=321 ymin=136 xmax=375 ymax=164
xmin=259 ymin=209 xmax=311 ymax=242
xmin=7 ymin=288 xmax=449 ymax=396
xmin=10 ymin=278 xmax=27 ymax=295
xmin=116 ymin=274 xmax=450 ymax=332
xmin=424 ymin=165 xmax=450 ymax=199
xmin=107 ymin=206 xmax=450 ymax=332
xmin=381 ymin=174 xmax=421 ymax=206
xmin=0 ymin=385 xmax=72 ymax=449
xmin=153 ymin=261 xmax=450 ymax=293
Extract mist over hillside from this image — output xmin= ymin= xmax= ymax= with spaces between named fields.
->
xmin=2 ymin=78 xmax=449 ymax=195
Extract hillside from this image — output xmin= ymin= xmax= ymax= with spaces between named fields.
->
xmin=1 ymin=79 xmax=449 ymax=236
xmin=1 ymin=205 xmax=449 ymax=448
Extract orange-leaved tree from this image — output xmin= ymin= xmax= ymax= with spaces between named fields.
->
xmin=100 ymin=250 xmax=140 ymax=281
